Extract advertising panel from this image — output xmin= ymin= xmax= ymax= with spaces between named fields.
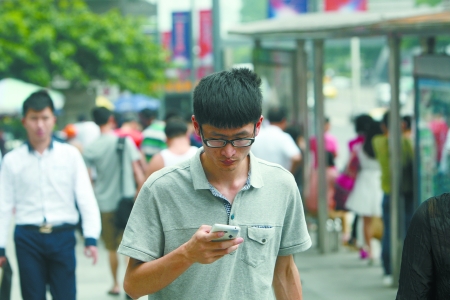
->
xmin=171 ymin=12 xmax=191 ymax=69
xmin=416 ymin=78 xmax=450 ymax=201
xmin=324 ymin=0 xmax=367 ymax=12
xmin=198 ymin=10 xmax=213 ymax=79
xmin=268 ymin=0 xmax=308 ymax=18
xmin=161 ymin=31 xmax=172 ymax=51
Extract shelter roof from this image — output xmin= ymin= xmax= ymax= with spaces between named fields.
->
xmin=228 ymin=8 xmax=450 ymax=40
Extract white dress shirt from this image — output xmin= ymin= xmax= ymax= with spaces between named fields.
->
xmin=0 ymin=141 xmax=101 ymax=249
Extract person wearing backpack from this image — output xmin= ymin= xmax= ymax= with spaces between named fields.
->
xmin=83 ymin=107 xmax=144 ymax=296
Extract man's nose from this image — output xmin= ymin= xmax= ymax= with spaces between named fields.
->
xmin=221 ymin=142 xmax=236 ymax=157
xmin=36 ymin=119 xmax=45 ymax=128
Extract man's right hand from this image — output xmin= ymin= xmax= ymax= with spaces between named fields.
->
xmin=182 ymin=225 xmax=244 ymax=265
xmin=123 ymin=225 xmax=244 ymax=298
xmin=0 ymin=256 xmax=7 ymax=267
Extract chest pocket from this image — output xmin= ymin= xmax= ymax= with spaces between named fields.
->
xmin=240 ymin=226 xmax=275 ymax=268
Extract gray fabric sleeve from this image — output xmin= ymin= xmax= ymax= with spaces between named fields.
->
xmin=278 ymin=182 xmax=312 ymax=256
xmin=118 ymin=181 xmax=164 ymax=262
xmin=82 ymin=146 xmax=94 ymax=168
xmin=125 ymin=137 xmax=141 ymax=162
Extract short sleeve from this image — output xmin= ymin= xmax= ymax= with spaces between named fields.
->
xmin=118 ymin=182 xmax=164 ymax=262
xmin=82 ymin=145 xmax=95 ymax=168
xmin=125 ymin=137 xmax=141 ymax=162
xmin=282 ymin=134 xmax=300 ymax=159
xmin=278 ymin=185 xmax=312 ymax=256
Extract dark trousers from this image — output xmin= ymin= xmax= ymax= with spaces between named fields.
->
xmin=381 ymin=192 xmax=414 ymax=275
xmin=0 ymin=258 xmax=13 ymax=300
xmin=14 ymin=226 xmax=76 ymax=300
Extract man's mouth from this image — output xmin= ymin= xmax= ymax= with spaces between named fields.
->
xmin=222 ymin=159 xmax=235 ymax=166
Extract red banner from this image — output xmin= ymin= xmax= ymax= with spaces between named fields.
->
xmin=199 ymin=10 xmax=213 ymax=67
xmin=325 ymin=0 xmax=367 ymax=12
xmin=161 ymin=31 xmax=172 ymax=51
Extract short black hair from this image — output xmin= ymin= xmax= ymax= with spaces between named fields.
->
xmin=121 ymin=112 xmax=139 ymax=123
xmin=402 ymin=115 xmax=412 ymax=130
xmin=164 ymin=110 xmax=181 ymax=122
xmin=193 ymin=68 xmax=262 ymax=128
xmin=23 ymin=90 xmax=55 ymax=116
xmin=285 ymin=124 xmax=303 ymax=142
xmin=92 ymin=107 xmax=113 ymax=126
xmin=363 ymin=120 xmax=383 ymax=158
xmin=267 ymin=106 xmax=287 ymax=123
xmin=381 ymin=111 xmax=390 ymax=127
xmin=139 ymin=108 xmax=157 ymax=120
xmin=354 ymin=114 xmax=373 ymax=133
xmin=77 ymin=114 xmax=87 ymax=122
xmin=164 ymin=117 xmax=188 ymax=139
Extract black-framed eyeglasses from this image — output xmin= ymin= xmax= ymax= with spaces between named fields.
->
xmin=199 ymin=125 xmax=256 ymax=148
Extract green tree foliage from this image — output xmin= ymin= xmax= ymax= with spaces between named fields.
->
xmin=415 ymin=0 xmax=442 ymax=6
xmin=0 ymin=0 xmax=167 ymax=94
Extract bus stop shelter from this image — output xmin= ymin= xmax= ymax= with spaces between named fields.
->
xmin=229 ymin=7 xmax=450 ymax=285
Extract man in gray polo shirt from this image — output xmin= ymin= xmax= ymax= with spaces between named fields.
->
xmin=119 ymin=68 xmax=312 ymax=300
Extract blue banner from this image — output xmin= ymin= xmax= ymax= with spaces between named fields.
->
xmin=171 ymin=11 xmax=191 ymax=69
xmin=268 ymin=0 xmax=308 ymax=18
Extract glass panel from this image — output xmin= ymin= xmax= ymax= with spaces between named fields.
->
xmin=416 ymin=78 xmax=450 ymax=202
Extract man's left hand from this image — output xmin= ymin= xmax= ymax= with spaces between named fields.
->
xmin=84 ymin=246 xmax=98 ymax=265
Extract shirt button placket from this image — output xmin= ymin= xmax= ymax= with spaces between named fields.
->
xmin=39 ymin=157 xmax=44 ymax=219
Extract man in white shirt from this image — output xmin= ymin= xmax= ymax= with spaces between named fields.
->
xmin=0 ymin=91 xmax=101 ymax=300
xmin=251 ymin=106 xmax=302 ymax=173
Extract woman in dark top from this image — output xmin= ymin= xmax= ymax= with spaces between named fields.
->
xmin=396 ymin=193 xmax=450 ymax=299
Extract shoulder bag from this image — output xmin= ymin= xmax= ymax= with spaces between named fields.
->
xmin=334 ymin=149 xmax=360 ymax=211
xmin=114 ymin=137 xmax=135 ymax=230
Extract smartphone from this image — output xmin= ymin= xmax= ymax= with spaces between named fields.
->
xmin=210 ymin=224 xmax=241 ymax=241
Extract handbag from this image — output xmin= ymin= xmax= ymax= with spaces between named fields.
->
xmin=334 ymin=149 xmax=360 ymax=211
xmin=371 ymin=216 xmax=383 ymax=241
xmin=114 ymin=137 xmax=134 ymax=230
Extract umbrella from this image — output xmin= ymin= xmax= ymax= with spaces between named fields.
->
xmin=113 ymin=94 xmax=160 ymax=112
xmin=0 ymin=78 xmax=65 ymax=115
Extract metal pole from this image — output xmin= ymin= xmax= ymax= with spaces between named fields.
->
xmin=314 ymin=39 xmax=328 ymax=254
xmin=152 ymin=0 xmax=160 ymax=44
xmin=351 ymin=37 xmax=361 ymax=116
xmin=252 ymin=39 xmax=262 ymax=75
xmin=309 ymin=0 xmax=319 ymax=12
xmin=296 ymin=40 xmax=310 ymax=200
xmin=212 ymin=0 xmax=222 ymax=72
xmin=189 ymin=0 xmax=196 ymax=112
xmin=388 ymin=34 xmax=402 ymax=287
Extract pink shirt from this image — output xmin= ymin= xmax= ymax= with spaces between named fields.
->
xmin=309 ymin=132 xmax=338 ymax=169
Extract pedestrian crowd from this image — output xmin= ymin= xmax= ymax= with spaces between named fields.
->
xmin=0 ymin=68 xmax=449 ymax=299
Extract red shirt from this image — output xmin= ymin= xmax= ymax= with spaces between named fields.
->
xmin=114 ymin=128 xmax=143 ymax=149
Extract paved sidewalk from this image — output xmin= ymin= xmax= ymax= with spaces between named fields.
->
xmin=296 ymin=247 xmax=397 ymax=300
xmin=5 ymin=231 xmax=397 ymax=300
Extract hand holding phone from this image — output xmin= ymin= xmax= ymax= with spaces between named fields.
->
xmin=210 ymin=224 xmax=241 ymax=241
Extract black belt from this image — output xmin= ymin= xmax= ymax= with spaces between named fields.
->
xmin=18 ymin=224 xmax=76 ymax=234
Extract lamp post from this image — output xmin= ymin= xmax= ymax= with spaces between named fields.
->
xmin=212 ymin=0 xmax=222 ymax=72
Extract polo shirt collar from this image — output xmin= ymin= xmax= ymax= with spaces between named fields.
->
xmin=190 ymin=147 xmax=264 ymax=190
xmin=26 ymin=138 xmax=54 ymax=153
